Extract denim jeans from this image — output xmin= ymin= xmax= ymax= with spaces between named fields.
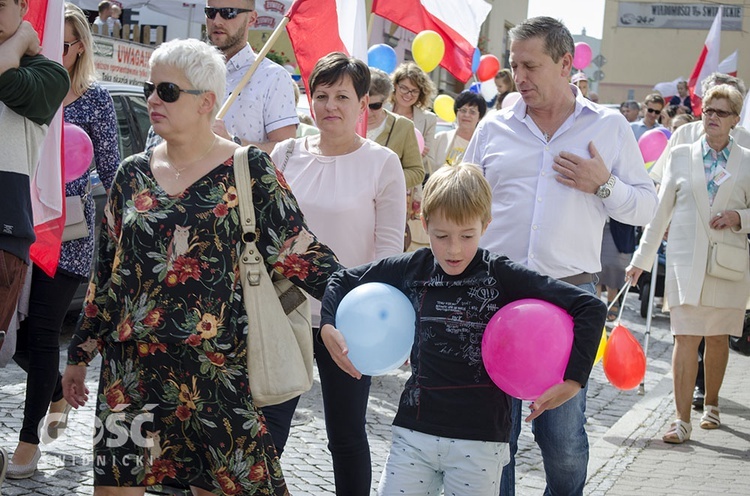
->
xmin=500 ymin=281 xmax=595 ymax=496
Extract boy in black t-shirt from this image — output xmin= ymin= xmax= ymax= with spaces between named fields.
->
xmin=320 ymin=163 xmax=606 ymax=495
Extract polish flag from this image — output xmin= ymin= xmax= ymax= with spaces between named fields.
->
xmin=718 ymin=50 xmax=738 ymax=77
xmin=687 ymin=6 xmax=722 ymax=117
xmin=372 ymin=0 xmax=492 ymax=83
xmin=285 ymin=0 xmax=367 ymax=99
xmin=26 ymin=1 xmax=65 ymax=276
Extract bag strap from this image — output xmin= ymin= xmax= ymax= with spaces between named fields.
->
xmin=279 ymin=139 xmax=295 ymax=173
xmin=234 ymin=146 xmax=262 ymax=287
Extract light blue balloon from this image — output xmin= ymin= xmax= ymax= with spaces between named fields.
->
xmin=471 ymin=48 xmax=481 ymax=74
xmin=335 ymin=282 xmax=415 ymax=376
xmin=368 ymin=44 xmax=398 ymax=74
xmin=469 ymin=82 xmax=481 ymax=94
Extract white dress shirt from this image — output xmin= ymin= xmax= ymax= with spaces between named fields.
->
xmin=465 ymin=85 xmax=658 ymax=279
xmin=224 ymin=44 xmax=299 ymax=143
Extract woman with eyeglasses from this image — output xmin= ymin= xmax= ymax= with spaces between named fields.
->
xmin=61 ymin=38 xmax=340 ymax=495
xmin=5 ymin=3 xmax=120 ymax=480
xmin=431 ymin=90 xmax=487 ymax=167
xmin=627 ymin=84 xmax=750 ymax=445
xmin=268 ymin=53 xmax=406 ymax=496
xmin=390 ymin=62 xmax=437 ymax=177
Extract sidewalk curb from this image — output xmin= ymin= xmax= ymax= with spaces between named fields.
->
xmin=586 ymin=372 xmax=674 ymax=489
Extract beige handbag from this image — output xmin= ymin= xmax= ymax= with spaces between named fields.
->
xmin=708 ymin=241 xmax=748 ymax=281
xmin=62 ymin=195 xmax=89 ymax=242
xmin=233 ymin=146 xmax=314 ymax=408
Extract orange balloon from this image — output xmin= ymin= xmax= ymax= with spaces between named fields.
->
xmin=602 ymin=324 xmax=646 ymax=390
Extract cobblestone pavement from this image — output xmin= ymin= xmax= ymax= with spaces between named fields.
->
xmin=5 ymin=291 xmax=749 ymax=495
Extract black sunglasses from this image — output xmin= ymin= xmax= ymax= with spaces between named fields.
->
xmin=646 ymin=107 xmax=661 ymax=114
xmin=368 ymin=102 xmax=384 ymax=110
xmin=144 ymin=81 xmax=206 ymax=103
xmin=63 ymin=39 xmax=80 ymax=56
xmin=204 ymin=7 xmax=253 ymax=20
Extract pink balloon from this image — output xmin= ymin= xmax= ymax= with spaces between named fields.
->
xmin=482 ymin=299 xmax=574 ymax=401
xmin=638 ymin=128 xmax=669 ymax=163
xmin=63 ymin=122 xmax=93 ymax=183
xmin=414 ymin=127 xmax=425 ymax=154
xmin=573 ymin=42 xmax=592 ymax=70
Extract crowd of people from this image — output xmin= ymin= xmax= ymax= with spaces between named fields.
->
xmin=1 ymin=0 xmax=749 ymax=495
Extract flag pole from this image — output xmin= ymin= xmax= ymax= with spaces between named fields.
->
xmin=217 ymin=16 xmax=290 ymax=120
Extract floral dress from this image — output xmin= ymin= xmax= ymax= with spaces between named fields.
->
xmin=67 ymin=146 xmax=340 ymax=494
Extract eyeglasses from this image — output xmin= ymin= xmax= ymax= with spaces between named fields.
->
xmin=703 ymin=107 xmax=735 ymax=118
xmin=63 ymin=40 xmax=80 ymax=56
xmin=457 ymin=107 xmax=479 ymax=116
xmin=368 ymin=101 xmax=384 ymax=110
xmin=144 ymin=81 xmax=206 ymax=103
xmin=204 ymin=7 xmax=254 ymax=20
xmin=646 ymin=107 xmax=661 ymax=114
xmin=396 ymin=84 xmax=420 ymax=97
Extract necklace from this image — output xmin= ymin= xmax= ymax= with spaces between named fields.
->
xmin=165 ymin=135 xmax=217 ymax=179
xmin=531 ymin=100 xmax=576 ymax=143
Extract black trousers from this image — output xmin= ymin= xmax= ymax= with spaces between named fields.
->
xmin=13 ymin=265 xmax=81 ymax=445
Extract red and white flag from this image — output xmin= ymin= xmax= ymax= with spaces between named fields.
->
xmin=372 ymin=0 xmax=491 ymax=83
xmin=285 ymin=0 xmax=367 ymax=99
xmin=718 ymin=50 xmax=738 ymax=77
xmin=687 ymin=6 xmax=722 ymax=117
xmin=26 ymin=1 xmax=65 ymax=276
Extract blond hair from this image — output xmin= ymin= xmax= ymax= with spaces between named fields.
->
xmin=422 ymin=164 xmax=492 ymax=226
xmin=65 ymin=3 xmax=97 ymax=97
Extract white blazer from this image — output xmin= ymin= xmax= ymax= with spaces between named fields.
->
xmin=632 ymin=140 xmax=750 ymax=309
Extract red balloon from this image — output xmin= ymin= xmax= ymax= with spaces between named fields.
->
xmin=476 ymin=54 xmax=501 ymax=82
xmin=602 ymin=325 xmax=646 ymax=390
xmin=482 ymin=299 xmax=574 ymax=401
xmin=63 ymin=122 xmax=94 ymax=183
xmin=638 ymin=128 xmax=669 ymax=163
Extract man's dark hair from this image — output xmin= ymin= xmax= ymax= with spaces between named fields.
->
xmin=454 ymin=91 xmax=488 ymax=119
xmin=509 ymin=16 xmax=574 ymax=64
xmin=309 ymin=52 xmax=370 ymax=99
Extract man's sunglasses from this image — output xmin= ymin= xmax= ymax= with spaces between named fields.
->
xmin=63 ymin=39 xmax=80 ymax=56
xmin=144 ymin=81 xmax=206 ymax=103
xmin=645 ymin=107 xmax=661 ymax=114
xmin=368 ymin=102 xmax=384 ymax=110
xmin=204 ymin=7 xmax=253 ymax=20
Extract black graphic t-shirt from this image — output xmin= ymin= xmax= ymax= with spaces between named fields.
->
xmin=321 ymin=248 xmax=606 ymax=442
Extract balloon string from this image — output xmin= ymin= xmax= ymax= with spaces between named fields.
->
xmin=606 ymin=281 xmax=631 ymax=325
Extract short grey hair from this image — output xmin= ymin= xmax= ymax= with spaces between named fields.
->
xmin=368 ymin=67 xmax=393 ymax=99
xmin=149 ymin=39 xmax=226 ymax=120
xmin=509 ymin=16 xmax=574 ymax=64
xmin=701 ymin=72 xmax=747 ymax=99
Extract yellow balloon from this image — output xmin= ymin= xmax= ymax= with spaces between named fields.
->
xmin=412 ymin=30 xmax=445 ymax=73
xmin=594 ymin=327 xmax=608 ymax=365
xmin=433 ymin=94 xmax=455 ymax=123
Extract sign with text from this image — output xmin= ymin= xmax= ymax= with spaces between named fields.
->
xmin=92 ymin=35 xmax=154 ymax=86
xmin=617 ymin=3 xmax=743 ymax=30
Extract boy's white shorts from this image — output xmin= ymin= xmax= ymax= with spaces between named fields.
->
xmin=378 ymin=426 xmax=510 ymax=496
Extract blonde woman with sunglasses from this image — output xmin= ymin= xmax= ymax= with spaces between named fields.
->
xmin=62 ymin=38 xmax=340 ymax=495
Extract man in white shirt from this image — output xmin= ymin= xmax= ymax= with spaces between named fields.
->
xmin=465 ymin=17 xmax=658 ymax=496
xmin=206 ymin=0 xmax=298 ymax=153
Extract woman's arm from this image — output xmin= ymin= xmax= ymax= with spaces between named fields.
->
xmin=248 ymin=147 xmax=342 ymax=300
xmin=88 ymin=84 xmax=121 ymax=191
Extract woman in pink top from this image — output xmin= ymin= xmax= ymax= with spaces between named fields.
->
xmin=268 ymin=52 xmax=406 ymax=495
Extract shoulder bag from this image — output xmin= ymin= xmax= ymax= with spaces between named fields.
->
xmin=234 ymin=146 xmax=314 ymax=407
xmin=702 ymin=218 xmax=748 ymax=282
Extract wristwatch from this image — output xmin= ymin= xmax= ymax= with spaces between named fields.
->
xmin=595 ymin=174 xmax=616 ymax=199
xmin=232 ymin=135 xmax=242 ymax=145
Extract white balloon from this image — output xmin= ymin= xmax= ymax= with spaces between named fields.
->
xmin=501 ymin=92 xmax=522 ymax=109
xmin=480 ymin=79 xmax=498 ymax=101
